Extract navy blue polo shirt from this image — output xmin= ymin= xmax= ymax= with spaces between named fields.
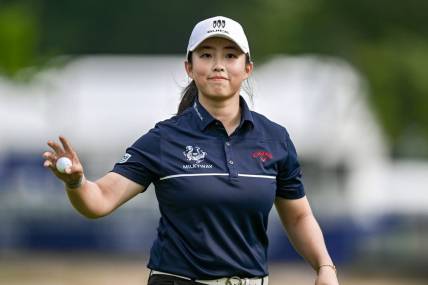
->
xmin=111 ymin=96 xmax=305 ymax=279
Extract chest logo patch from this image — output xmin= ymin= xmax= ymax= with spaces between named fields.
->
xmin=183 ymin=145 xmax=207 ymax=163
xmin=183 ymin=146 xmax=213 ymax=169
xmin=252 ymin=150 xmax=272 ymax=162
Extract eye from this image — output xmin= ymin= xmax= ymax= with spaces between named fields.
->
xmin=226 ymin=53 xmax=238 ymax=59
xmin=200 ymin=53 xmax=212 ymax=58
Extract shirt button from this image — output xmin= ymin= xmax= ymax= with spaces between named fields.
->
xmin=229 ymin=160 xmax=234 ymax=165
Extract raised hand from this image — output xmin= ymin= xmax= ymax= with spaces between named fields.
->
xmin=42 ymin=136 xmax=84 ymax=188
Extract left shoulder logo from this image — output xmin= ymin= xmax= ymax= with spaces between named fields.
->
xmin=119 ymin=153 xmax=131 ymax=163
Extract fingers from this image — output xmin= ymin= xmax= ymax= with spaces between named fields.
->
xmin=59 ymin=136 xmax=81 ymax=166
xmin=42 ymin=151 xmax=54 ymax=160
xmin=44 ymin=135 xmax=82 ymax=172
xmin=59 ymin=135 xmax=74 ymax=154
xmin=47 ymin=140 xmax=64 ymax=156
xmin=42 ymin=151 xmax=56 ymax=167
xmin=44 ymin=136 xmax=68 ymax=172
xmin=65 ymin=166 xmax=74 ymax=174
xmin=46 ymin=135 xmax=74 ymax=159
xmin=42 ymin=152 xmax=61 ymax=174
xmin=43 ymin=151 xmax=58 ymax=160
xmin=43 ymin=159 xmax=52 ymax=168
xmin=43 ymin=136 xmax=85 ymax=187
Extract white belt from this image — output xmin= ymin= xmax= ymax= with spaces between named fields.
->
xmin=150 ymin=270 xmax=268 ymax=285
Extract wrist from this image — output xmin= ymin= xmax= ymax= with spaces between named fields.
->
xmin=66 ymin=175 xmax=85 ymax=190
xmin=317 ymin=264 xmax=337 ymax=275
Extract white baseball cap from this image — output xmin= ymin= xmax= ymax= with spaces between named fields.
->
xmin=186 ymin=16 xmax=251 ymax=60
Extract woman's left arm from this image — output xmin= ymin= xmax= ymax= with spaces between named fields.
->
xmin=274 ymin=196 xmax=339 ymax=285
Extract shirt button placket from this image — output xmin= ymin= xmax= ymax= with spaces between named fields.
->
xmin=224 ymin=140 xmax=238 ymax=178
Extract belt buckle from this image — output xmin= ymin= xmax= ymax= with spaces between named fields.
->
xmin=226 ymin=276 xmax=244 ymax=285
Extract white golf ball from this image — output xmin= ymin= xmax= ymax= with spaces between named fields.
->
xmin=56 ymin=157 xmax=72 ymax=173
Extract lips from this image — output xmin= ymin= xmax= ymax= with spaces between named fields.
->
xmin=208 ymin=76 xmax=229 ymax=80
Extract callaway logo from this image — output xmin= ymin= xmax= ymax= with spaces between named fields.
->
xmin=182 ymin=145 xmax=213 ymax=169
xmin=252 ymin=150 xmax=273 ymax=162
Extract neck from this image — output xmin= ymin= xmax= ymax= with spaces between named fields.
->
xmin=198 ymin=94 xmax=241 ymax=135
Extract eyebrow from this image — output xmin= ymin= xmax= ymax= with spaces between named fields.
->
xmin=197 ymin=45 xmax=240 ymax=51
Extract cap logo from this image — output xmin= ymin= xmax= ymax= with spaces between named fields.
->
xmin=213 ymin=19 xmax=226 ymax=29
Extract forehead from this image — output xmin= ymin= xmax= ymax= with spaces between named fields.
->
xmin=195 ymin=37 xmax=241 ymax=51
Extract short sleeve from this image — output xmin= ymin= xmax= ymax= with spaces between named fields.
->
xmin=276 ymin=129 xmax=305 ymax=199
xmin=111 ymin=126 xmax=161 ymax=190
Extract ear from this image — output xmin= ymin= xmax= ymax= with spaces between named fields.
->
xmin=185 ymin=61 xmax=193 ymax=79
xmin=243 ymin=61 xmax=254 ymax=80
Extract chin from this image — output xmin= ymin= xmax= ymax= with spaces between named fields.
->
xmin=201 ymin=90 xmax=239 ymax=102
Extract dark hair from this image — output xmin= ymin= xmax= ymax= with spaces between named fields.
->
xmin=177 ymin=52 xmax=253 ymax=115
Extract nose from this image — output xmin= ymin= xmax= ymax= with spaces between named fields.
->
xmin=213 ymin=66 xmax=225 ymax=72
xmin=213 ymin=57 xmax=225 ymax=72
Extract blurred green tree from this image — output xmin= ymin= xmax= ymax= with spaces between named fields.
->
xmin=0 ymin=2 xmax=39 ymax=77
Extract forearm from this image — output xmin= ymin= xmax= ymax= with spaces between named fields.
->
xmin=65 ymin=176 xmax=110 ymax=218
xmin=44 ymin=137 xmax=139 ymax=220
xmin=285 ymin=213 xmax=333 ymax=271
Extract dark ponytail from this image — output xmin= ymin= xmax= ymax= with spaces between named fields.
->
xmin=178 ymin=80 xmax=198 ymax=115
xmin=178 ymin=52 xmax=198 ymax=115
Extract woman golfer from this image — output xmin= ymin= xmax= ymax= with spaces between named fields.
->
xmin=43 ymin=16 xmax=339 ymax=285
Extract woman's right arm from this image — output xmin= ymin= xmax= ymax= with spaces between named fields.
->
xmin=66 ymin=172 xmax=144 ymax=219
xmin=43 ymin=136 xmax=144 ymax=219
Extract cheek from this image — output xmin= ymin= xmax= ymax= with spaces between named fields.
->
xmin=228 ymin=62 xmax=248 ymax=82
xmin=190 ymin=58 xmax=209 ymax=77
xmin=193 ymin=66 xmax=208 ymax=77
xmin=191 ymin=67 xmax=209 ymax=85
